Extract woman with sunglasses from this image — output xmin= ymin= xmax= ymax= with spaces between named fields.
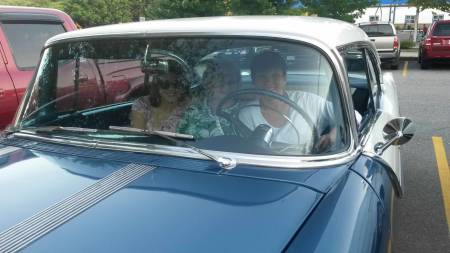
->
xmin=130 ymin=64 xmax=190 ymax=132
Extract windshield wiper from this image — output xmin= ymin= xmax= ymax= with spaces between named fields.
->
xmin=110 ymin=126 xmax=195 ymax=140
xmin=109 ymin=126 xmax=237 ymax=170
xmin=21 ymin=126 xmax=98 ymax=134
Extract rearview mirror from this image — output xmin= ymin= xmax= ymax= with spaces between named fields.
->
xmin=374 ymin=117 xmax=415 ymax=155
xmin=141 ymin=58 xmax=169 ymax=74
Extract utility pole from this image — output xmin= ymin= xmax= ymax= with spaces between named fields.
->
xmin=413 ymin=4 xmax=420 ymax=42
xmin=389 ymin=6 xmax=392 ymax=22
xmin=393 ymin=3 xmax=397 ymax=24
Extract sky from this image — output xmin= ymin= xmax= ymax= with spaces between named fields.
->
xmin=379 ymin=0 xmax=407 ymax=4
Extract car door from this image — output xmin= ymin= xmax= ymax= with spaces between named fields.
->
xmin=361 ymin=47 xmax=403 ymax=194
xmin=343 ymin=45 xmax=403 ymax=194
xmin=369 ymin=48 xmax=402 ymax=178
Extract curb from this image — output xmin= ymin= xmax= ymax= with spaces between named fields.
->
xmin=400 ymin=56 xmax=417 ymax=61
xmin=400 ymin=50 xmax=418 ymax=61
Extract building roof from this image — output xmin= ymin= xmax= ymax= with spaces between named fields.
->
xmin=46 ymin=16 xmax=369 ymax=49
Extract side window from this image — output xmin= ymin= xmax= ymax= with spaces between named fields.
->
xmin=342 ymin=48 xmax=376 ymax=131
xmin=1 ymin=22 xmax=66 ymax=69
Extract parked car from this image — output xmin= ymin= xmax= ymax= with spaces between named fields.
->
xmin=359 ymin=22 xmax=401 ymax=69
xmin=0 ymin=6 xmax=77 ymax=130
xmin=0 ymin=16 xmax=414 ymax=253
xmin=418 ymin=20 xmax=450 ymax=69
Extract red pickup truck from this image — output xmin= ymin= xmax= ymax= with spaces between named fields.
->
xmin=0 ymin=6 xmax=77 ymax=129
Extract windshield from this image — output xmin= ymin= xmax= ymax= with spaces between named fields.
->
xmin=360 ymin=24 xmax=394 ymax=37
xmin=19 ymin=37 xmax=348 ymax=156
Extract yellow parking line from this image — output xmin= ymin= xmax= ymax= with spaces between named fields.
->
xmin=432 ymin=136 xmax=450 ymax=235
xmin=402 ymin=61 xmax=408 ymax=77
xmin=387 ymin=192 xmax=394 ymax=253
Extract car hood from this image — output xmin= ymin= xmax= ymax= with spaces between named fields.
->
xmin=0 ymin=142 xmax=350 ymax=253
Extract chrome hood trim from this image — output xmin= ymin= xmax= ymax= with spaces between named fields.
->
xmin=10 ymin=132 xmax=360 ymax=169
xmin=0 ymin=163 xmax=154 ymax=253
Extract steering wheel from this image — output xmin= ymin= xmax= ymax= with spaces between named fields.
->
xmin=216 ymin=88 xmax=318 ymax=152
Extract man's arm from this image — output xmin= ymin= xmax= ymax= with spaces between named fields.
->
xmin=315 ymin=127 xmax=336 ymax=152
xmin=315 ymin=98 xmax=337 ymax=152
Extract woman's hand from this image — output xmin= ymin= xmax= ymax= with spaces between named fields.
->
xmin=130 ymin=110 xmax=147 ymax=130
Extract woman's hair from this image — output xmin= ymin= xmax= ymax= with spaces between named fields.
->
xmin=202 ymin=58 xmax=241 ymax=88
xmin=148 ymin=77 xmax=161 ymax=107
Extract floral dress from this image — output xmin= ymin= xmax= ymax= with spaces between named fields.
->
xmin=131 ymin=95 xmax=188 ymax=132
xmin=176 ymin=99 xmax=235 ymax=139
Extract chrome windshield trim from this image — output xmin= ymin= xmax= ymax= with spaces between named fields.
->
xmin=11 ymin=132 xmax=359 ymax=169
xmin=13 ymin=33 xmax=359 ymax=168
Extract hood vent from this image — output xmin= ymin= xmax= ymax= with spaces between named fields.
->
xmin=0 ymin=163 xmax=154 ymax=253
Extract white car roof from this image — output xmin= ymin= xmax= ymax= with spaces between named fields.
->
xmin=46 ymin=16 xmax=369 ymax=48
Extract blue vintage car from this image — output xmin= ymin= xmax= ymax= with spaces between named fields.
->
xmin=0 ymin=16 xmax=414 ymax=253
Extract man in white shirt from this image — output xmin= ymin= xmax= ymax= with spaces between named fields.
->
xmin=238 ymin=51 xmax=336 ymax=153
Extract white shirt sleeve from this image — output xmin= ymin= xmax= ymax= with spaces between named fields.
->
xmin=355 ymin=110 xmax=362 ymax=127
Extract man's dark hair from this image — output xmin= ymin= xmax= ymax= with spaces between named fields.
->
xmin=250 ymin=51 xmax=287 ymax=81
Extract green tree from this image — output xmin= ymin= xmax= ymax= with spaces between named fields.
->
xmin=147 ymin=0 xmax=305 ymax=18
xmin=302 ymin=0 xmax=378 ymax=22
xmin=408 ymin=0 xmax=450 ymax=11
xmin=146 ymin=0 xmax=226 ymax=19
xmin=228 ymin=0 xmax=278 ymax=15
xmin=128 ymin=0 xmax=154 ymax=21
xmin=1 ymin=0 xmax=308 ymax=27
xmin=62 ymin=0 xmax=135 ymax=27
xmin=1 ymin=0 xmax=64 ymax=9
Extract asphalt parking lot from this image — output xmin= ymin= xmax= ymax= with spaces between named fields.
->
xmin=389 ymin=60 xmax=450 ymax=253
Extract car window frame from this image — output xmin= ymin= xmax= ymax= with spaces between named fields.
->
xmin=365 ymin=48 xmax=382 ymax=108
xmin=339 ymin=43 xmax=381 ymax=142
xmin=9 ymin=34 xmax=363 ymax=171
xmin=358 ymin=47 xmax=384 ymax=146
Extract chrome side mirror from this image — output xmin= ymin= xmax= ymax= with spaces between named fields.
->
xmin=374 ymin=117 xmax=415 ymax=155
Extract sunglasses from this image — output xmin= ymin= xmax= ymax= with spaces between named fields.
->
xmin=159 ymin=79 xmax=184 ymax=90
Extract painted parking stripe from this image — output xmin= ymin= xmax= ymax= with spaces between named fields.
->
xmin=0 ymin=163 xmax=154 ymax=253
xmin=402 ymin=61 xmax=408 ymax=77
xmin=387 ymin=192 xmax=394 ymax=253
xmin=432 ymin=136 xmax=450 ymax=236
